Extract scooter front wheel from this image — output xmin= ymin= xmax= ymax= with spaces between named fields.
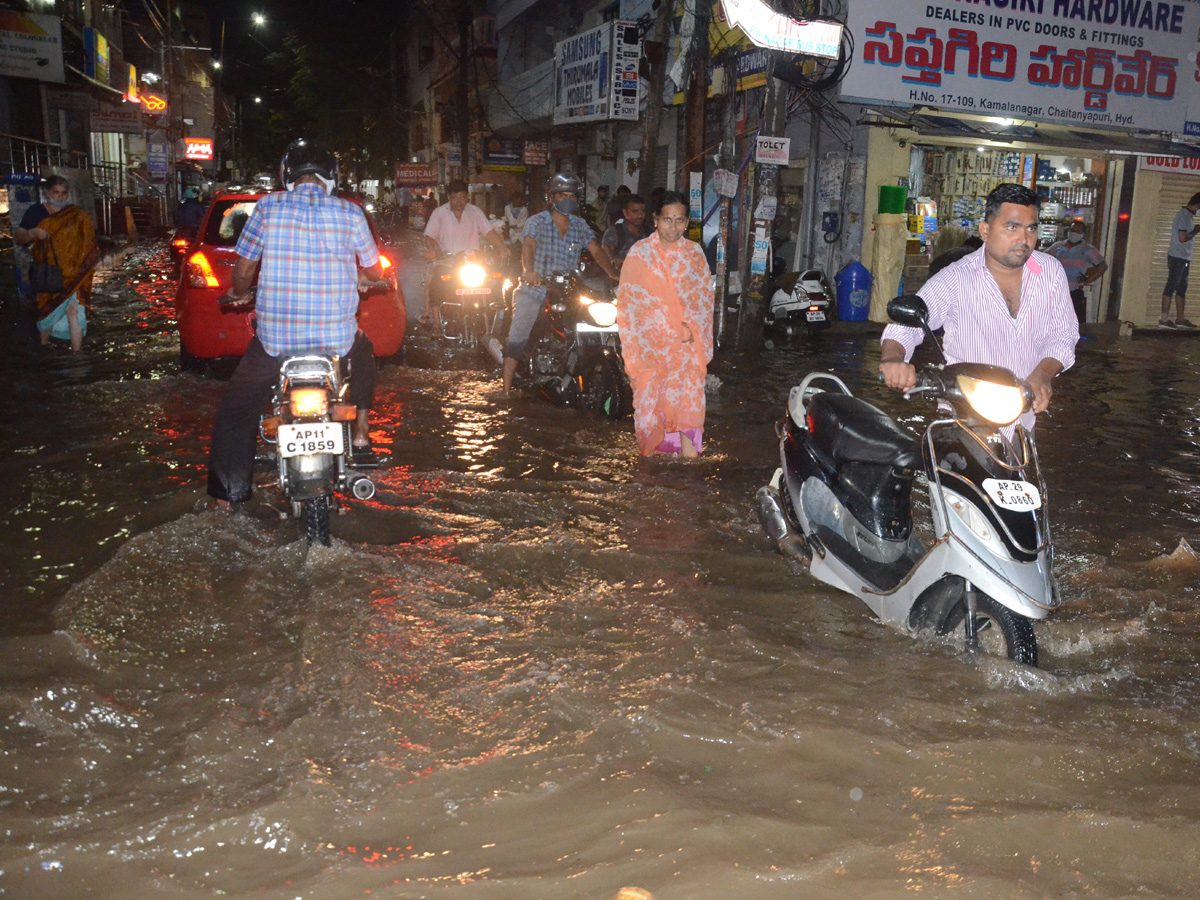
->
xmin=939 ymin=590 xmax=1037 ymax=667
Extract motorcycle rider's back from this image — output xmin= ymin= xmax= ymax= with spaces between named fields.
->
xmin=206 ymin=140 xmax=381 ymax=503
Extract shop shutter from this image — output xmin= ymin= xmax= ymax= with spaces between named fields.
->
xmin=1147 ymin=174 xmax=1200 ymax=324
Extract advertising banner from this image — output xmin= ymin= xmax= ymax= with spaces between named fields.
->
xmin=483 ymin=137 xmax=526 ymax=172
xmin=555 ymin=21 xmax=641 ymax=124
xmin=0 ymin=11 xmax=64 ymax=83
xmin=90 ymin=107 xmax=142 ymax=134
xmin=184 ymin=138 xmax=213 ymax=161
xmin=524 ymin=141 xmax=549 ymax=166
xmin=841 ymin=0 xmax=1200 ymax=135
xmin=84 ymin=27 xmax=109 ymax=84
xmin=147 ymin=142 xmax=169 ymax=181
xmin=395 ymin=163 xmax=439 ymax=186
xmin=1139 ymin=155 xmax=1200 ymax=174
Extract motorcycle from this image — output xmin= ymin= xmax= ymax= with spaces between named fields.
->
xmin=431 ymin=249 xmax=506 ymax=349
xmin=767 ymin=268 xmax=833 ymax=338
xmin=257 ymin=353 xmax=377 ymax=547
xmin=489 ymin=265 xmax=631 ymax=419
xmin=169 ymin=224 xmax=198 ymax=268
xmin=756 ymin=295 xmax=1058 ymax=666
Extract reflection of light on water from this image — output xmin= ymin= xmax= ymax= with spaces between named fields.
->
xmin=447 ymin=383 xmax=507 ymax=471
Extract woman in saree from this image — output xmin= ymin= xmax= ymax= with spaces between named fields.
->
xmin=616 ymin=190 xmax=714 ymax=458
xmin=17 ymin=176 xmax=99 ymax=351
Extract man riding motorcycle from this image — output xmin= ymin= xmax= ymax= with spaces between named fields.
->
xmin=206 ymin=138 xmax=383 ymax=504
xmin=423 ymin=179 xmax=508 ymax=336
xmin=501 ymin=173 xmax=618 ymax=396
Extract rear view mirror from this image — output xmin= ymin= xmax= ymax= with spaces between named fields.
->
xmin=887 ymin=294 xmax=929 ymax=327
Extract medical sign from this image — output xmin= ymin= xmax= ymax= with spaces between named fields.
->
xmin=394 ymin=163 xmax=438 ymax=185
xmin=720 ymin=0 xmax=843 ymax=59
xmin=841 ymin=0 xmax=1200 ymax=135
xmin=184 ymin=138 xmax=213 ymax=161
xmin=0 ymin=12 xmax=65 ymax=83
xmin=554 ymin=20 xmax=641 ymax=124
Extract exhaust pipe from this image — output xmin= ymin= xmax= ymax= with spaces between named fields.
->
xmin=486 ymin=336 xmax=505 ymax=366
xmin=757 ymin=485 xmax=790 ymax=543
xmin=349 ymin=475 xmax=375 ymax=500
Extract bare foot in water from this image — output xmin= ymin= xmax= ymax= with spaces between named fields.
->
xmin=681 ymin=432 xmax=698 ymax=459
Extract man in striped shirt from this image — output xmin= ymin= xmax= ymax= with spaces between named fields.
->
xmin=880 ymin=183 xmax=1079 ymax=429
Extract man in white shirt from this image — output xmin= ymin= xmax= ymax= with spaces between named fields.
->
xmin=422 ymin=180 xmax=508 ymax=334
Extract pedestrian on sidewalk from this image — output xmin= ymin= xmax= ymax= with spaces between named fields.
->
xmin=1160 ymin=192 xmax=1200 ymax=328
xmin=1047 ymin=221 xmax=1107 ymax=324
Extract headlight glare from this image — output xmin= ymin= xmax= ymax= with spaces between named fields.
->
xmin=460 ymin=263 xmax=487 ymax=287
xmin=957 ymin=374 xmax=1024 ymax=425
xmin=588 ymin=301 xmax=618 ymax=327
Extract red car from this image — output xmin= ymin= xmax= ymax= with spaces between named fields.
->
xmin=175 ymin=188 xmax=406 ymax=372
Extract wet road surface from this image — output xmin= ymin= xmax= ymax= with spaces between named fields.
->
xmin=1 ymin=239 xmax=1199 ymax=898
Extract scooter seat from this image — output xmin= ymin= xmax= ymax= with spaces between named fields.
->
xmin=807 ymin=392 xmax=921 ymax=468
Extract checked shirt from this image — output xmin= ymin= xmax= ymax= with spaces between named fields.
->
xmin=235 ymin=183 xmax=379 ymax=356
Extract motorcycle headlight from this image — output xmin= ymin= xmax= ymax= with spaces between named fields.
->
xmin=578 ymin=294 xmax=595 ymax=305
xmin=956 ymin=374 xmax=1025 ymax=426
xmin=290 ymin=388 xmax=329 ymax=417
xmin=588 ymin=301 xmax=618 ymax=327
xmin=460 ymin=263 xmax=487 ymax=287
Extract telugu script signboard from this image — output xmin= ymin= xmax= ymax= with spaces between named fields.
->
xmin=841 ymin=0 xmax=1200 ymax=136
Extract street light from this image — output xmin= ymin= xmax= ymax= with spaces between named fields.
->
xmin=252 ymin=13 xmax=266 ymax=26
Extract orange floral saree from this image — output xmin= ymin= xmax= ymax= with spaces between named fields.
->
xmin=616 ymin=234 xmax=714 ymax=456
xmin=33 ymin=204 xmax=99 ymax=324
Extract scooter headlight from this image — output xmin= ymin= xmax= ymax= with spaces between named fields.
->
xmin=956 ymin=374 xmax=1025 ymax=426
xmin=588 ymin=301 xmax=619 ymax=327
xmin=290 ymin=388 xmax=329 ymax=418
xmin=460 ymin=263 xmax=487 ymax=288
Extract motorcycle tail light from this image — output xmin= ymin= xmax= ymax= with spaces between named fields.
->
xmin=172 ymin=237 xmax=190 ymax=248
xmin=186 ymin=251 xmax=220 ymax=289
xmin=289 ymin=388 xmax=328 ymax=417
xmin=379 ymin=255 xmax=393 ymax=270
xmin=331 ymin=403 xmax=357 ymax=422
xmin=460 ymin=263 xmax=487 ymax=287
xmin=808 ymin=305 xmax=819 ymax=311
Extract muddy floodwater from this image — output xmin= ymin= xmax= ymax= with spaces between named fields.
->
xmin=1 ymin=243 xmax=1199 ymax=898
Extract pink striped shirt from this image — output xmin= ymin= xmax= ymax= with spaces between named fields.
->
xmin=883 ymin=248 xmax=1078 ymax=426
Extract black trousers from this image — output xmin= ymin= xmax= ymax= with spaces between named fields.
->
xmin=1070 ymin=288 xmax=1087 ymax=324
xmin=206 ymin=333 xmax=375 ymax=502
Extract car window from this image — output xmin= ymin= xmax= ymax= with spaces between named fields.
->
xmin=204 ymin=199 xmax=259 ymax=247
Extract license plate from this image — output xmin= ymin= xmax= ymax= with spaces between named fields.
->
xmin=455 ymin=287 xmax=492 ymax=295
xmin=278 ymin=422 xmax=344 ymax=458
xmin=806 ymin=310 xmax=826 ymax=322
xmin=982 ymin=478 xmax=1042 ymax=511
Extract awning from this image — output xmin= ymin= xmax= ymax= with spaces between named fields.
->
xmin=859 ymin=106 xmax=1200 ymax=158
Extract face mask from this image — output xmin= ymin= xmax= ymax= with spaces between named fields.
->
xmin=551 ymin=196 xmax=580 ymax=216
xmin=47 ymin=198 xmax=68 ymax=210
xmin=1066 ymin=232 xmax=1083 ymax=244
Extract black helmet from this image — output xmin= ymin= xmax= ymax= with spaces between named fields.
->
xmin=279 ymin=138 xmax=339 ymax=190
xmin=546 ymin=172 xmax=583 ymax=196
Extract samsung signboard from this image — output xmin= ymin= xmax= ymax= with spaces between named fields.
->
xmin=554 ymin=20 xmax=641 ymax=125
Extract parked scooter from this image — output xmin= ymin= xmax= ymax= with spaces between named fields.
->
xmin=756 ymin=295 xmax=1058 ymax=666
xmin=430 ymin=249 xmax=506 ymax=349
xmin=488 ymin=265 xmax=630 ymax=419
xmin=767 ymin=268 xmax=833 ymax=338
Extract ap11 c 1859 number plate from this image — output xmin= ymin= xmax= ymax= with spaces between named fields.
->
xmin=278 ymin=422 xmax=344 ymax=458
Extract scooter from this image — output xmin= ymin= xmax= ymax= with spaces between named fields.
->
xmin=756 ymin=295 xmax=1058 ymax=666
xmin=767 ymin=268 xmax=833 ymax=338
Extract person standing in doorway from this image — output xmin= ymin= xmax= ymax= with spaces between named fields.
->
xmin=1160 ymin=192 xmax=1200 ymax=328
xmin=1046 ymin=221 xmax=1107 ymax=324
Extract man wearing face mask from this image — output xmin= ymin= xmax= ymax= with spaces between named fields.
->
xmin=206 ymin=138 xmax=383 ymax=504
xmin=497 ymin=173 xmax=618 ymax=397
xmin=1046 ymin=220 xmax=1107 ymax=324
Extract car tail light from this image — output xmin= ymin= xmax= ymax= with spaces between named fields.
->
xmin=172 ymin=237 xmax=190 ymax=249
xmin=186 ymin=251 xmax=221 ymax=289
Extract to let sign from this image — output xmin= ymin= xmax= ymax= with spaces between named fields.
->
xmin=755 ymin=136 xmax=790 ymax=165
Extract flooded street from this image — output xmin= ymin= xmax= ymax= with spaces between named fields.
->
xmin=2 ymin=240 xmax=1199 ymax=899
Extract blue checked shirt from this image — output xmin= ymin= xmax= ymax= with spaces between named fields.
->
xmin=234 ymin=184 xmax=379 ymax=356
xmin=521 ymin=210 xmax=594 ymax=301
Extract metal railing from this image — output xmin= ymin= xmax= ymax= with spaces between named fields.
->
xmin=0 ymin=132 xmax=89 ymax=177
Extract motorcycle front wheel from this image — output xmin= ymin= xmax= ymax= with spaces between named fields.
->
xmin=303 ymin=495 xmax=331 ymax=547
xmin=938 ymin=590 xmax=1038 ymax=666
xmin=581 ymin=357 xmax=628 ymax=420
